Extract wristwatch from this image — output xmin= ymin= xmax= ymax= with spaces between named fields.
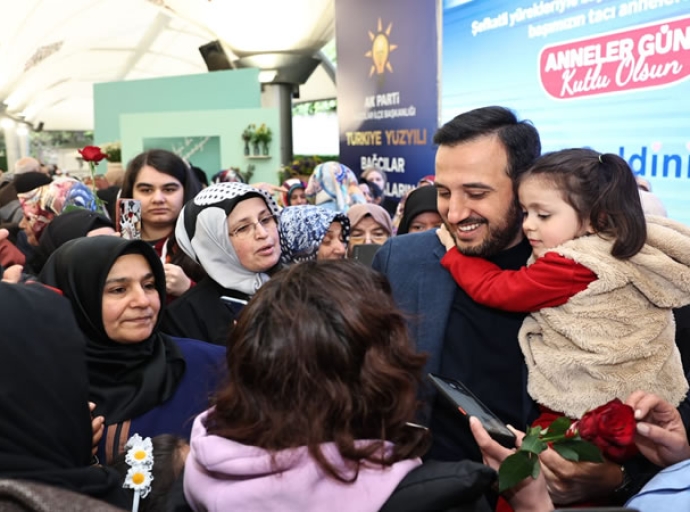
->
xmin=611 ymin=464 xmax=633 ymax=502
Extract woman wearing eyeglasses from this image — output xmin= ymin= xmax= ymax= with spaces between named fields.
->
xmin=346 ymin=203 xmax=393 ymax=258
xmin=161 ymin=183 xmax=282 ymax=346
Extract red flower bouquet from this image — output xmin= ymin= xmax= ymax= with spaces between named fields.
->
xmin=78 ymin=146 xmax=110 ymax=212
xmin=575 ymin=399 xmax=637 ymax=463
xmin=78 ymin=146 xmax=108 ymax=163
xmin=498 ymin=399 xmax=637 ymax=492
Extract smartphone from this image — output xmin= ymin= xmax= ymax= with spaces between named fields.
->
xmin=427 ymin=373 xmax=516 ymax=448
xmin=351 ymin=243 xmax=381 ymax=267
xmin=220 ymin=296 xmax=248 ymax=317
xmin=116 ymin=199 xmax=142 ymax=240
xmin=554 ymin=509 xmax=638 ymax=512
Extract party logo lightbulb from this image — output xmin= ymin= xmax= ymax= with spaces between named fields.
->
xmin=365 ymin=18 xmax=398 ymax=77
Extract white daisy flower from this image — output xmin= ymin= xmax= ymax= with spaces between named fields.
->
xmin=123 ymin=466 xmax=154 ymax=498
xmin=125 ymin=434 xmax=154 ymax=467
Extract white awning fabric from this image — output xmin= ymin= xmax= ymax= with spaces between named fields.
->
xmin=0 ymin=0 xmax=336 ymax=131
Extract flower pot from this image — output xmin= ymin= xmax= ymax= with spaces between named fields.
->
xmin=252 ymin=142 xmax=260 ymax=156
xmin=262 ymin=142 xmax=269 ymax=156
xmin=244 ymin=141 xmax=250 ymax=156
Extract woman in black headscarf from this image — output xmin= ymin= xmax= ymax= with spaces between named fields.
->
xmin=39 ymin=236 xmax=225 ymax=463
xmin=396 ymin=185 xmax=442 ymax=236
xmin=31 ymin=209 xmax=115 ymax=273
xmin=0 ymin=281 xmax=128 ymax=508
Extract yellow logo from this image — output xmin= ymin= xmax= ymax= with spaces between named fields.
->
xmin=365 ymin=18 xmax=398 ymax=77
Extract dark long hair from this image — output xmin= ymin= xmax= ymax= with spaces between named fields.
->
xmin=521 ymin=148 xmax=646 ymax=259
xmin=121 ymin=149 xmax=201 ymax=203
xmin=208 ymin=260 xmax=429 ymax=482
xmin=121 ymin=149 xmax=205 ymax=281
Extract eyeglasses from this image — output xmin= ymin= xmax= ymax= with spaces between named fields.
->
xmin=350 ymin=232 xmax=389 ymax=244
xmin=228 ymin=214 xmax=277 ymax=239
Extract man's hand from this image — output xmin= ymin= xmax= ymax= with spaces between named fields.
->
xmin=470 ymin=417 xmax=553 ymax=512
xmin=436 ymin=225 xmax=456 ymax=251
xmin=539 ymin=447 xmax=623 ymax=505
xmin=626 ymin=390 xmax=690 ymax=468
xmin=164 ymin=263 xmax=192 ymax=297
xmin=89 ymin=402 xmax=104 ymax=457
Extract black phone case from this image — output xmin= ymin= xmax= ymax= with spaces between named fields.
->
xmin=351 ymin=243 xmax=381 ymax=266
xmin=427 ymin=373 xmax=516 ymax=448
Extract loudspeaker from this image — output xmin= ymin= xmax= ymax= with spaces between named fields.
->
xmin=199 ymin=41 xmax=232 ymax=72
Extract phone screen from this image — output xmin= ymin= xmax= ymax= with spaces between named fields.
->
xmin=117 ymin=199 xmax=142 ymax=240
xmin=220 ymin=296 xmax=248 ymax=317
xmin=428 ymin=373 xmax=516 ymax=446
xmin=351 ymin=243 xmax=381 ymax=266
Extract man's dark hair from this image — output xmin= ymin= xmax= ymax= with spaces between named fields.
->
xmin=433 ymin=106 xmax=541 ymax=182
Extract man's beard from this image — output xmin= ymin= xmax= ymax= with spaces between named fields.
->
xmin=449 ymin=200 xmax=523 ymax=258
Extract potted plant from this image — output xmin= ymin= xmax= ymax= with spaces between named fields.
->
xmin=102 ymin=141 xmax=121 ymax=163
xmin=252 ymin=124 xmax=272 ymax=156
xmin=278 ymin=155 xmax=323 ymax=183
xmin=241 ymin=125 xmax=255 ymax=156
xmin=101 ymin=141 xmax=123 ymax=177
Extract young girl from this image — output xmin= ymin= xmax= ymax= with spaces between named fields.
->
xmin=438 ymin=148 xmax=690 ymax=424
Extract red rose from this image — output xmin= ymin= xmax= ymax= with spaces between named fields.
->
xmin=576 ymin=399 xmax=638 ymax=462
xmin=79 ymin=146 xmax=108 ymax=163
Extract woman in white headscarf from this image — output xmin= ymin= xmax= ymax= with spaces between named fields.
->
xmin=161 ymin=183 xmax=282 ymax=345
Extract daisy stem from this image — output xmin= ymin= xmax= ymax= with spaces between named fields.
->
xmin=132 ymin=490 xmax=140 ymax=512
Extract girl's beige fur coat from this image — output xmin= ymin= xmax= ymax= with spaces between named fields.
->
xmin=520 ymin=216 xmax=690 ymax=418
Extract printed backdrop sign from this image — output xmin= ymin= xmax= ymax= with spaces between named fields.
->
xmin=142 ymin=136 xmax=221 ymax=179
xmin=443 ymin=0 xmax=690 ymax=225
xmin=336 ymin=0 xmax=440 ymax=201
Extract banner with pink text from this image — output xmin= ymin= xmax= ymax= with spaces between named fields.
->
xmin=442 ymin=0 xmax=690 ymax=225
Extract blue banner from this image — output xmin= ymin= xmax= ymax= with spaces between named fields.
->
xmin=336 ymin=0 xmax=440 ymax=201
xmin=442 ymin=0 xmax=690 ymax=225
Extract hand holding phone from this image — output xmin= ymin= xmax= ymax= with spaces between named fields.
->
xmin=351 ymin=243 xmax=381 ymax=266
xmin=428 ymin=373 xmax=516 ymax=448
xmin=116 ymin=199 xmax=142 ymax=240
xmin=220 ymin=295 xmax=248 ymax=317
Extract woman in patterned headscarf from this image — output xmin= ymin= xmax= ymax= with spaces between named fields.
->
xmin=280 ymin=178 xmax=308 ymax=207
xmin=278 ymin=205 xmax=350 ymax=263
xmin=17 ymin=177 xmax=104 ymax=247
xmin=161 ymin=182 xmax=282 ymax=346
xmin=305 ymin=162 xmax=366 ymax=214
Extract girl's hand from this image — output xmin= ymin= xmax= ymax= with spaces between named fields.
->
xmin=436 ymin=224 xmax=456 ymax=251
xmin=164 ymin=264 xmax=192 ymax=297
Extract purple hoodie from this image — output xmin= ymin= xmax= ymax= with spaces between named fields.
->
xmin=184 ymin=410 xmax=421 ymax=512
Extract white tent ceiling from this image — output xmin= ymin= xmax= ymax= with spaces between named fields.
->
xmin=0 ymin=0 xmax=336 ymax=131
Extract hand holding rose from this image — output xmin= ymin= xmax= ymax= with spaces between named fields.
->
xmin=574 ymin=398 xmax=638 ymax=463
xmin=626 ymin=390 xmax=690 ymax=468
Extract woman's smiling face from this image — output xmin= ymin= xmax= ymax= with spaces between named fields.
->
xmin=101 ymin=253 xmax=161 ymax=343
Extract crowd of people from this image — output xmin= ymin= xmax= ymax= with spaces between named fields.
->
xmin=0 ymin=105 xmax=689 ymax=512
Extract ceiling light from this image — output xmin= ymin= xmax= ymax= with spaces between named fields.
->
xmin=258 ymin=70 xmax=278 ymax=83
